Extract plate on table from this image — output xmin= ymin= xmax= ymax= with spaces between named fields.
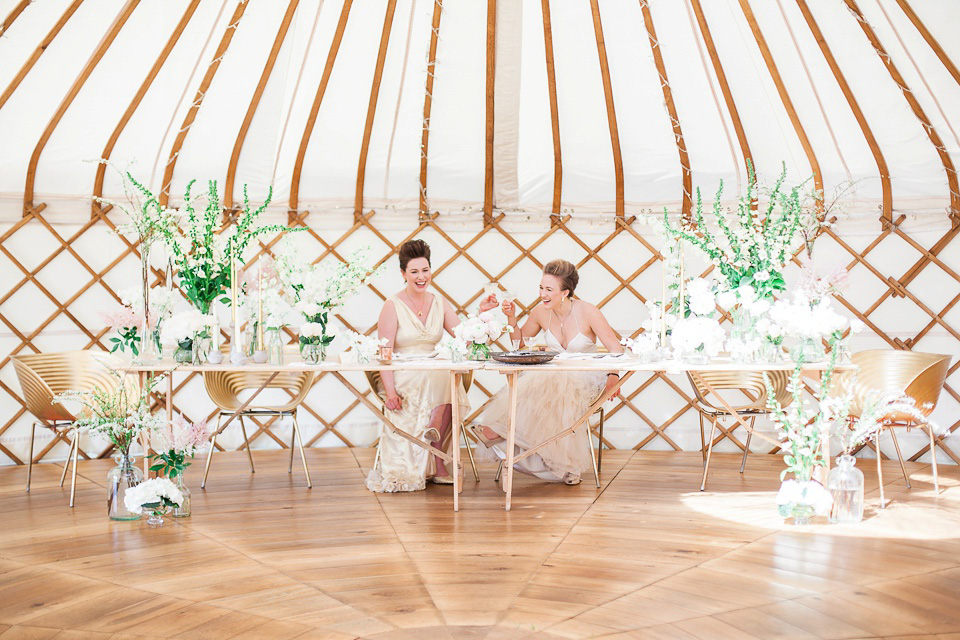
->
xmin=490 ymin=350 xmax=559 ymax=365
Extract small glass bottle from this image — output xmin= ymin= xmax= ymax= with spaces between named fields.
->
xmin=172 ymin=474 xmax=191 ymax=518
xmin=828 ymin=455 xmax=864 ymax=524
xmin=267 ymin=329 xmax=285 ymax=365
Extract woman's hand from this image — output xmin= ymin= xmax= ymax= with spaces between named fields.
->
xmin=603 ymin=374 xmax=621 ymax=399
xmin=385 ymin=393 xmax=403 ymax=411
xmin=501 ymin=299 xmax=516 ymax=320
xmin=478 ymin=294 xmax=498 ymax=313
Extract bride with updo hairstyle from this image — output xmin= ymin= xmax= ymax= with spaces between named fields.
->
xmin=366 ymin=239 xmax=496 ymax=492
xmin=471 ymin=259 xmax=624 ymax=485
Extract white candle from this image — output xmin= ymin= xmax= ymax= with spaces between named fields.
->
xmin=660 ymin=255 xmax=667 ymax=346
xmin=257 ymin=267 xmax=264 ymax=348
xmin=231 ymin=253 xmax=239 ymax=348
xmin=678 ymin=242 xmax=685 ymax=319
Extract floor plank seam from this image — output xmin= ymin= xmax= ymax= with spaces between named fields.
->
xmin=506 ymin=448 xmax=641 ymax=632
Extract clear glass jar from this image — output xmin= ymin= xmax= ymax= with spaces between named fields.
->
xmin=828 ymin=454 xmax=864 ymax=524
xmin=172 ymin=474 xmax=191 ymax=518
xmin=791 ymin=337 xmax=825 ymax=363
xmin=174 ymin=339 xmax=194 ymax=364
xmin=107 ymin=452 xmax=144 ymax=520
xmin=300 ymin=341 xmax=325 ymax=364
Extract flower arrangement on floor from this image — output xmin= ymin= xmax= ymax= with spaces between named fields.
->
xmin=763 ymin=337 xmax=847 ymax=524
xmin=53 ymin=370 xmax=168 ymax=520
xmin=455 ymin=311 xmax=505 ymax=360
xmin=123 ymin=477 xmax=184 ymax=527
xmin=343 ymin=330 xmax=388 ymax=364
xmin=149 ymin=414 xmax=207 ymax=518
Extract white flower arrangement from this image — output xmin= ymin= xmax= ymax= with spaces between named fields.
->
xmin=662 ymin=162 xmax=812 ymax=299
xmin=343 ymin=331 xmax=388 ymax=364
xmin=776 ymin=479 xmax=832 ymax=516
xmin=686 ymin=277 xmax=718 ymax=316
xmin=300 ymin=322 xmax=326 ymax=339
xmin=438 ymin=334 xmax=469 ymax=362
xmin=123 ymin=477 xmax=184 ymax=515
xmin=671 ymin=316 xmax=726 ymax=359
xmin=161 ymin=308 xmax=213 ymax=347
xmin=621 ymin=333 xmax=660 ymax=361
xmin=455 ymin=311 xmax=504 ymax=359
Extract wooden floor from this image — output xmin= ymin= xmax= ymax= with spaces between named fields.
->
xmin=2 ymin=449 xmax=960 ymax=640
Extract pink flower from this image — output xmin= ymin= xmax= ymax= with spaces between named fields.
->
xmin=99 ymin=307 xmax=142 ymax=331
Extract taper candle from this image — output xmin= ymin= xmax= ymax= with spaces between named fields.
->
xmin=257 ymin=267 xmax=264 ymax=348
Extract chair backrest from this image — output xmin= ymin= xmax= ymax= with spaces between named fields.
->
xmin=849 ymin=350 xmax=951 ymax=421
xmin=687 ymin=369 xmax=793 ymax=414
xmin=203 ymin=370 xmax=316 ymax=411
xmin=13 ymin=351 xmax=127 ymax=423
xmin=364 ymin=370 xmax=474 ymax=405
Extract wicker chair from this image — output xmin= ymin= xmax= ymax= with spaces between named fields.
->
xmin=201 ymin=370 xmax=315 ymax=488
xmin=839 ymin=350 xmax=951 ymax=505
xmin=12 ymin=350 xmax=131 ymax=506
xmin=366 ymin=370 xmax=480 ymax=482
xmin=688 ymin=369 xmax=792 ymax=491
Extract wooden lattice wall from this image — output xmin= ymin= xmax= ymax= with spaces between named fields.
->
xmin=1 ymin=207 xmax=958 ymax=468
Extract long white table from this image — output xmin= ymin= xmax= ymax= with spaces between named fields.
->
xmin=128 ymin=356 xmax=854 ymax=513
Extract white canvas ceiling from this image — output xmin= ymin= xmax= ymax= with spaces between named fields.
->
xmin=0 ymin=0 xmax=958 ymax=220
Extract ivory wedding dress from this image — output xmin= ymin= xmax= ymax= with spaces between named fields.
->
xmin=478 ymin=301 xmax=606 ymax=482
xmin=365 ymin=293 xmax=470 ymax=492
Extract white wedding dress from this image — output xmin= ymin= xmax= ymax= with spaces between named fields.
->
xmin=478 ymin=302 xmax=606 ymax=482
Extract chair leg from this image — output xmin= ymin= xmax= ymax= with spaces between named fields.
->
xmin=69 ymin=429 xmax=79 ymax=508
xmin=239 ymin=415 xmax=255 ymax=474
xmin=889 ymin=427 xmax=910 ymax=489
xmin=201 ymin=414 xmax=221 ymax=489
xmin=26 ymin=422 xmax=37 ymax=493
xmin=373 ymin=440 xmax=381 ymax=471
xmin=740 ymin=423 xmax=753 ymax=474
xmin=461 ymin=424 xmax=480 ymax=482
xmin=586 ymin=424 xmax=600 ymax=489
xmin=495 ymin=459 xmax=503 ymax=482
xmin=875 ymin=440 xmax=886 ymax=509
xmin=291 ymin=412 xmax=311 ymax=488
xmin=60 ymin=430 xmax=75 ymax=488
xmin=289 ymin=415 xmax=296 ymax=474
xmin=597 ymin=408 xmax=605 ymax=473
xmin=699 ymin=412 xmax=707 ymax=466
xmin=926 ymin=423 xmax=939 ymax=495
xmin=700 ymin=416 xmax=719 ymax=491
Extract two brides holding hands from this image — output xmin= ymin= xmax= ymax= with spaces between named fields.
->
xmin=366 ymin=240 xmax=623 ymax=493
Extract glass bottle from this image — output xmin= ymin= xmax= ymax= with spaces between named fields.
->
xmin=107 ymin=452 xmax=144 ymax=520
xmin=172 ymin=474 xmax=191 ymax=518
xmin=267 ymin=329 xmax=285 ymax=366
xmin=828 ymin=454 xmax=864 ymax=524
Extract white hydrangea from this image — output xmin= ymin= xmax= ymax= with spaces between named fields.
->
xmin=123 ymin=477 xmax=183 ymax=514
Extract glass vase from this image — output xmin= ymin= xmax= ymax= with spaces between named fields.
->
xmin=134 ymin=242 xmax=158 ymax=364
xmin=147 ymin=507 xmax=169 ymax=527
xmin=681 ymin=349 xmax=710 ymax=365
xmin=174 ymin=339 xmax=194 ymax=364
xmin=300 ymin=342 xmax=325 ymax=364
xmin=789 ymin=502 xmax=816 ymax=526
xmin=267 ymin=329 xmax=285 ymax=366
xmin=827 ymin=455 xmax=864 ymax=524
xmin=191 ymin=335 xmax=208 ymax=365
xmin=791 ymin=337 xmax=825 ymax=363
xmin=172 ymin=475 xmax=191 ymax=518
xmin=469 ymin=342 xmax=490 ymax=361
xmin=107 ymin=452 xmax=144 ymax=521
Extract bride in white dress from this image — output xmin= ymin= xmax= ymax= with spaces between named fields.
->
xmin=472 ymin=260 xmax=624 ymax=484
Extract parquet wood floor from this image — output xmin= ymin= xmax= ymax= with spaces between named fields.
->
xmin=2 ymin=450 xmax=960 ymax=639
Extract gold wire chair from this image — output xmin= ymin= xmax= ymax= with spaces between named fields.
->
xmin=688 ymin=369 xmax=792 ymax=491
xmin=838 ymin=350 xmax=951 ymax=505
xmin=366 ymin=370 xmax=480 ymax=482
xmin=201 ymin=369 xmax=315 ymax=489
xmin=12 ymin=350 xmax=131 ymax=506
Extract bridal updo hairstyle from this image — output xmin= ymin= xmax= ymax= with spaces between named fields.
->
xmin=398 ymin=239 xmax=431 ymax=272
xmin=544 ymin=259 xmax=578 ymax=298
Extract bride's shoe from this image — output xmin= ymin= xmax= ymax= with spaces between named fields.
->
xmin=469 ymin=424 xmax=504 ymax=447
xmin=562 ymin=472 xmax=582 ymax=486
